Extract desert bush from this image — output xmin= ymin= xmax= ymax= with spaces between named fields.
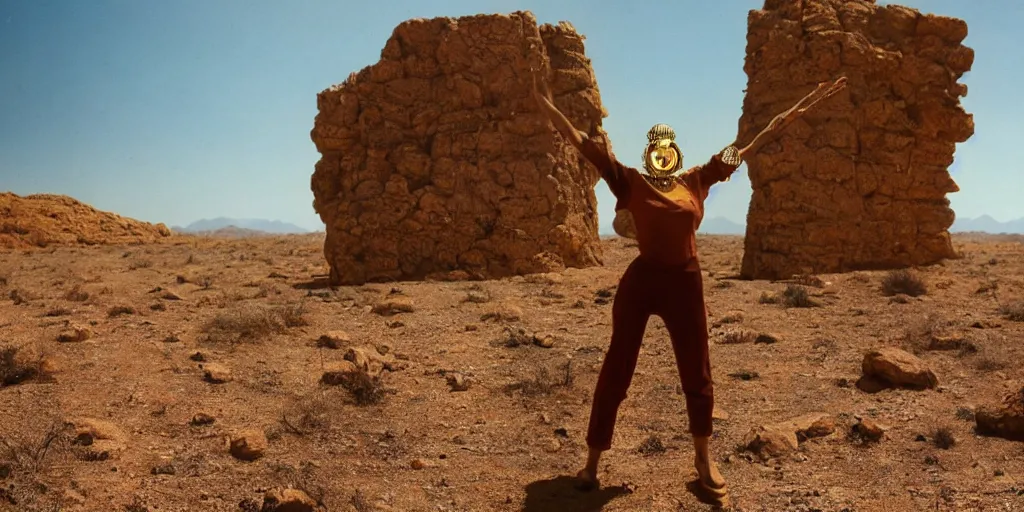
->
xmin=196 ymin=275 xmax=214 ymax=289
xmin=340 ymin=371 xmax=388 ymax=405
xmin=277 ymin=301 xmax=310 ymax=327
xmin=0 ymin=420 xmax=69 ymax=473
xmin=503 ymin=361 xmax=573 ymax=396
xmin=932 ymin=427 xmax=956 ymax=449
xmin=720 ymin=330 xmax=757 ymax=344
xmin=758 ymin=292 xmax=778 ymax=304
xmin=881 ymin=269 xmax=927 ymax=297
xmin=202 ymin=302 xmax=308 ymax=342
xmin=637 ymin=435 xmax=667 ymax=456
xmin=1 ymin=345 xmax=39 ymax=387
xmin=280 ymin=391 xmax=339 ymax=435
xmin=64 ymin=285 xmax=90 ymax=302
xmin=998 ymin=301 xmax=1024 ymax=322
xmin=107 ymin=306 xmax=136 ymax=318
xmin=127 ymin=259 xmax=152 ymax=270
xmin=782 ymin=284 xmax=818 ymax=308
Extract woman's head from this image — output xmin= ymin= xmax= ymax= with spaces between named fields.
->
xmin=642 ymin=124 xmax=683 ymax=178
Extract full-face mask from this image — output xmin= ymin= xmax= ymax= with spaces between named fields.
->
xmin=641 ymin=124 xmax=684 ymax=190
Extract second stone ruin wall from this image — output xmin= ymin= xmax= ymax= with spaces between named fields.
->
xmin=310 ymin=12 xmax=608 ymax=285
xmin=738 ymin=0 xmax=974 ymax=280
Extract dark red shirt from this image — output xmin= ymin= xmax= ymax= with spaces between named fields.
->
xmin=580 ymin=136 xmax=739 ymax=269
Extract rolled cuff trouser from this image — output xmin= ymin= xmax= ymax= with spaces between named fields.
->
xmin=585 ymin=256 xmax=714 ymax=451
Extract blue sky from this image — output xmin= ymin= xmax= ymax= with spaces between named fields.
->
xmin=0 ymin=1 xmax=1020 ymax=233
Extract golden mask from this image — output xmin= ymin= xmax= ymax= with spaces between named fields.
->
xmin=642 ymin=124 xmax=683 ymax=179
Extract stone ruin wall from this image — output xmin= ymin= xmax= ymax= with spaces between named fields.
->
xmin=738 ymin=0 xmax=974 ymax=280
xmin=310 ymin=11 xmax=608 ymax=285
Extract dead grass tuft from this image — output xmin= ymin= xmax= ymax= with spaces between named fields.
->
xmin=1 ymin=345 xmax=42 ymax=387
xmin=504 ymin=361 xmax=573 ymax=396
xmin=350 ymin=490 xmax=374 ymax=512
xmin=280 ymin=391 xmax=339 ymax=435
xmin=64 ymin=285 xmax=90 ymax=302
xmin=781 ymin=284 xmax=819 ymax=308
xmin=974 ymin=357 xmax=1008 ymax=372
xmin=0 ymin=420 xmax=70 ymax=474
xmin=932 ymin=427 xmax=956 ymax=449
xmin=107 ymin=305 xmax=136 ymax=318
xmin=339 ymin=371 xmax=389 ymax=406
xmin=43 ymin=306 xmax=72 ymax=317
xmin=881 ymin=269 xmax=927 ymax=297
xmin=637 ymin=435 xmax=667 ymax=456
xmin=277 ymin=301 xmax=310 ymax=327
xmin=127 ymin=259 xmax=152 ymax=270
xmin=720 ymin=329 xmax=757 ymax=345
xmin=9 ymin=288 xmax=38 ymax=305
xmin=998 ymin=301 xmax=1024 ymax=322
xmin=202 ymin=302 xmax=308 ymax=342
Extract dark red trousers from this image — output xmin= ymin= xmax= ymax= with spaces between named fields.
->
xmin=585 ymin=255 xmax=714 ymax=451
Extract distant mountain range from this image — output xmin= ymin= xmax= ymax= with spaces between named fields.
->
xmin=688 ymin=215 xmax=1024 ymax=235
xmin=950 ymin=215 xmax=1024 ymax=234
xmin=698 ymin=216 xmax=746 ymax=235
xmin=173 ymin=214 xmax=1023 ymax=238
xmin=172 ymin=218 xmax=312 ymax=234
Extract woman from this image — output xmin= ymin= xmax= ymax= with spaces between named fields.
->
xmin=531 ymin=71 xmax=846 ymax=504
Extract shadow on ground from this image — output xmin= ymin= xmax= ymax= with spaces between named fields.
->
xmin=292 ymin=276 xmax=333 ymax=290
xmin=522 ymin=475 xmax=632 ymax=512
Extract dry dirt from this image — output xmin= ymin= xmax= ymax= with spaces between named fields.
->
xmin=1 ymin=233 xmax=1022 ymax=512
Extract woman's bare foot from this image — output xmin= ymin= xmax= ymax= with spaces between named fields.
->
xmin=575 ymin=468 xmax=599 ymax=491
xmin=694 ymin=454 xmax=726 ymax=493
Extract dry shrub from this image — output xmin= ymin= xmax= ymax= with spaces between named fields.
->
xmin=881 ymin=269 xmax=927 ymax=297
xmin=350 ymin=490 xmax=373 ymax=512
xmin=107 ymin=306 xmax=136 ymax=318
xmin=637 ymin=435 xmax=667 ymax=456
xmin=280 ymin=391 xmax=340 ymax=435
xmin=9 ymin=288 xmax=38 ymax=305
xmin=0 ymin=420 xmax=70 ymax=473
xmin=203 ymin=305 xmax=285 ymax=342
xmin=998 ymin=301 xmax=1024 ymax=322
xmin=902 ymin=314 xmax=939 ymax=352
xmin=43 ymin=307 xmax=72 ymax=317
xmin=339 ymin=371 xmax=388 ymax=406
xmin=782 ymin=284 xmax=818 ymax=308
xmin=277 ymin=301 xmax=310 ymax=327
xmin=933 ymin=427 xmax=956 ymax=449
xmin=127 ymin=259 xmax=152 ymax=270
xmin=1 ymin=345 xmax=43 ymax=387
xmin=504 ymin=360 xmax=573 ymax=396
xmin=974 ymin=357 xmax=1008 ymax=372
xmin=720 ymin=329 xmax=757 ymax=345
xmin=758 ymin=291 xmax=778 ymax=304
xmin=64 ymin=285 xmax=90 ymax=302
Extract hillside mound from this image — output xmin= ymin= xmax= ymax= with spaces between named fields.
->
xmin=0 ymin=192 xmax=172 ymax=249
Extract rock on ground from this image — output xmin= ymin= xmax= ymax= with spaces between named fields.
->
xmin=858 ymin=347 xmax=938 ymax=391
xmin=229 ymin=430 xmax=268 ymax=461
xmin=261 ymin=488 xmax=317 ymax=512
xmin=310 ymin=11 xmax=608 ymax=285
xmin=738 ymin=0 xmax=973 ymax=279
xmin=975 ymin=388 xmax=1024 ymax=441
xmin=744 ymin=412 xmax=836 ymax=457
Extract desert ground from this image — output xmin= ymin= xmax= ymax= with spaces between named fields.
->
xmin=1 ymin=233 xmax=1023 ymax=512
